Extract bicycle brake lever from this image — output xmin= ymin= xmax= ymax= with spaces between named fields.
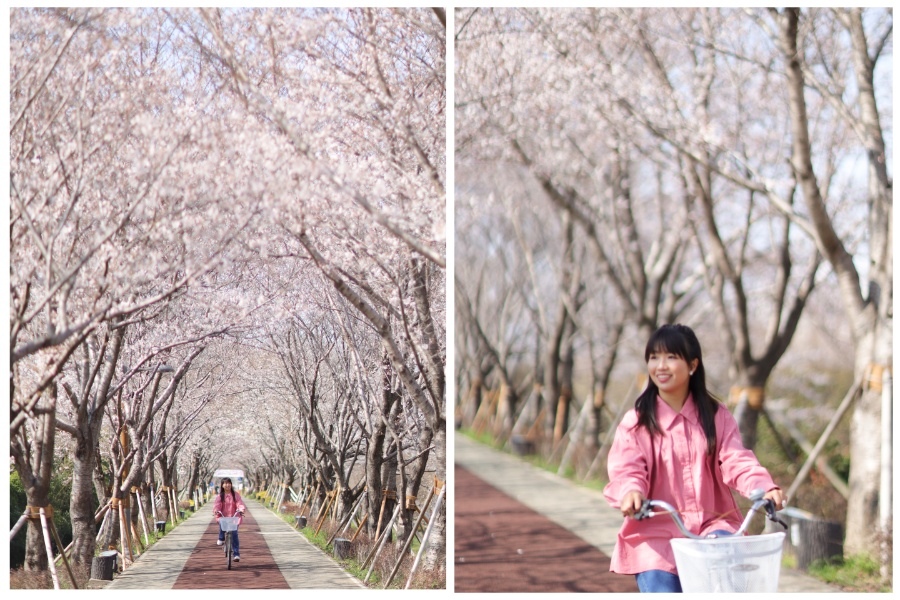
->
xmin=633 ymin=499 xmax=652 ymax=520
xmin=763 ymin=499 xmax=788 ymax=530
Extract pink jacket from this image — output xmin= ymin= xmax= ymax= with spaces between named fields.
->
xmin=213 ymin=491 xmax=246 ymax=523
xmin=603 ymin=394 xmax=778 ymax=575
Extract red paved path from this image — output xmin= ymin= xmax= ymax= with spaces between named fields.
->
xmin=173 ymin=508 xmax=290 ymax=589
xmin=454 ymin=464 xmax=639 ymax=593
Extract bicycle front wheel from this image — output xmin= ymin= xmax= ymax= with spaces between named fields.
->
xmin=225 ymin=532 xmax=233 ymax=570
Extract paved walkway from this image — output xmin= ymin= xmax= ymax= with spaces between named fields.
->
xmin=455 ymin=432 xmax=842 ymax=593
xmin=102 ymin=498 xmax=364 ymax=589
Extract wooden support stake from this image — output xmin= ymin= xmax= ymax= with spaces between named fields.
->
xmin=404 ymin=484 xmax=446 ymax=589
xmin=785 ymin=379 xmax=862 ymax=502
xmin=315 ymin=490 xmax=337 ymax=535
xmin=299 ymin=482 xmax=320 ymax=522
xmin=384 ymin=483 xmax=438 ymax=588
xmin=328 ymin=490 xmax=365 ymax=546
xmin=340 ymin=491 xmax=367 ymax=536
xmin=94 ymin=499 xmax=112 ymax=523
xmin=48 ymin=515 xmax=78 ymax=589
xmin=772 ymin=408 xmax=850 ymax=499
xmin=349 ymin=512 xmax=369 ymax=543
xmin=363 ymin=504 xmax=401 ymax=579
xmin=96 ymin=506 xmax=112 ymax=541
xmin=330 ymin=484 xmax=342 ymax=521
xmin=135 ymin=491 xmax=150 ymax=546
xmin=375 ymin=488 xmax=397 ymax=539
xmin=117 ymin=499 xmax=135 ymax=566
xmin=9 ymin=512 xmax=28 ymax=541
xmin=38 ymin=507 xmax=61 ymax=589
xmin=584 ymin=376 xmax=640 ymax=481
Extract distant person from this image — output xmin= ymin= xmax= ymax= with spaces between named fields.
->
xmin=603 ymin=323 xmax=785 ymax=593
xmin=214 ymin=477 xmax=246 ymax=562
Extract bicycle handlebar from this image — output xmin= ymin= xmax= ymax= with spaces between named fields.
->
xmin=633 ymin=489 xmax=788 ymax=539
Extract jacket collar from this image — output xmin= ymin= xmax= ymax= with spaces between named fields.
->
xmin=656 ymin=393 xmax=699 ymax=429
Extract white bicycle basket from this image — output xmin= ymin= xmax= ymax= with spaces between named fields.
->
xmin=670 ymin=531 xmax=785 ymax=593
xmin=219 ymin=516 xmax=241 ymax=532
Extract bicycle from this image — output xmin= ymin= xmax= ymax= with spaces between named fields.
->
xmin=634 ymin=488 xmax=788 ymax=592
xmin=216 ymin=510 xmax=244 ymax=570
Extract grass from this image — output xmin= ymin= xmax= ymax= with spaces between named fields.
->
xmin=806 ymin=554 xmax=892 ymax=593
xmin=260 ymin=498 xmax=445 ymax=589
xmin=10 ymin=505 xmax=197 ymax=589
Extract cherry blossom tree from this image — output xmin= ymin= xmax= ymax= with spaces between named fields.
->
xmin=456 ymin=8 xmax=705 ymax=450
xmin=456 ymin=6 xmax=890 ymax=556
xmin=175 ymin=7 xmax=447 ymax=567
xmin=10 ymin=7 xmax=446 ymax=581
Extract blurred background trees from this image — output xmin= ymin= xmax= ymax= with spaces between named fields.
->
xmin=455 ymin=6 xmax=890 ymax=562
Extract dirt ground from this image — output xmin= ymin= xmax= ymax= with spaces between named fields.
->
xmin=172 ymin=509 xmax=290 ymax=589
xmin=454 ymin=464 xmax=639 ymax=593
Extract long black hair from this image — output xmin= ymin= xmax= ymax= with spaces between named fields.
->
xmin=219 ymin=477 xmax=237 ymax=503
xmin=634 ymin=324 xmax=721 ymax=455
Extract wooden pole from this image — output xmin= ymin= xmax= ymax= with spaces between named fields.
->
xmin=95 ymin=499 xmax=112 ymax=522
xmin=329 ymin=483 xmax=342 ymax=522
xmin=785 ymin=378 xmax=862 ymax=502
xmin=117 ymin=498 xmax=135 ymax=565
xmin=772 ymin=409 xmax=849 ymax=499
xmin=879 ymin=367 xmax=892 ymax=580
xmin=150 ymin=484 xmax=158 ymax=521
xmin=134 ymin=487 xmax=150 ymax=547
xmin=328 ymin=490 xmax=366 ymax=545
xmin=404 ymin=484 xmax=446 ymax=589
xmin=349 ymin=512 xmax=369 ymax=543
xmin=38 ymin=507 xmax=61 ymax=589
xmin=9 ymin=512 xmax=28 ymax=540
xmin=299 ymin=482 xmax=320 ymax=520
xmin=340 ymin=491 xmax=368 ymax=536
xmin=556 ymin=394 xmax=592 ymax=473
xmin=363 ymin=504 xmax=401 ymax=580
xmin=96 ymin=506 xmax=112 ymax=540
xmin=47 ymin=516 xmax=78 ymax=589
xmin=315 ymin=489 xmax=338 ymax=535
xmin=584 ymin=375 xmax=640 ymax=481
xmin=383 ymin=482 xmax=439 ymax=588
xmin=375 ymin=488 xmax=397 ymax=539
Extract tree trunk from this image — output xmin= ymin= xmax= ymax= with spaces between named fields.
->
xmin=422 ymin=422 xmax=446 ymax=572
xmin=365 ymin=355 xmax=396 ymax=536
xmin=379 ymin=447 xmax=399 ymax=541
xmin=70 ymin=430 xmax=100 ymax=571
xmin=779 ymin=8 xmax=891 ymax=553
xmin=731 ymin=371 xmax=771 ymax=451
xmin=12 ymin=380 xmax=58 ymax=571
xmin=846 ymin=324 xmax=891 ymax=553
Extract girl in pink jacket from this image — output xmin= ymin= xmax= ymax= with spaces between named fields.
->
xmin=214 ymin=477 xmax=246 ymax=561
xmin=604 ymin=324 xmax=785 ymax=593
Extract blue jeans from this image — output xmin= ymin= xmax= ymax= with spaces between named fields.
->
xmin=635 ymin=570 xmax=682 ymax=593
xmin=218 ymin=525 xmax=240 ymax=556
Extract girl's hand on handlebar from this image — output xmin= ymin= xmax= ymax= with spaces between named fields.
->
xmin=764 ymin=488 xmax=786 ymax=509
xmin=620 ymin=490 xmax=645 ymax=518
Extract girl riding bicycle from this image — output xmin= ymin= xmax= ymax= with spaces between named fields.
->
xmin=603 ymin=324 xmax=785 ymax=593
xmin=214 ymin=477 xmax=246 ymax=562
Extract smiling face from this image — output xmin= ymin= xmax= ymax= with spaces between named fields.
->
xmin=647 ymin=350 xmax=697 ymax=410
xmin=222 ymin=479 xmax=233 ymax=491
xmin=644 ymin=325 xmax=702 ymax=411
